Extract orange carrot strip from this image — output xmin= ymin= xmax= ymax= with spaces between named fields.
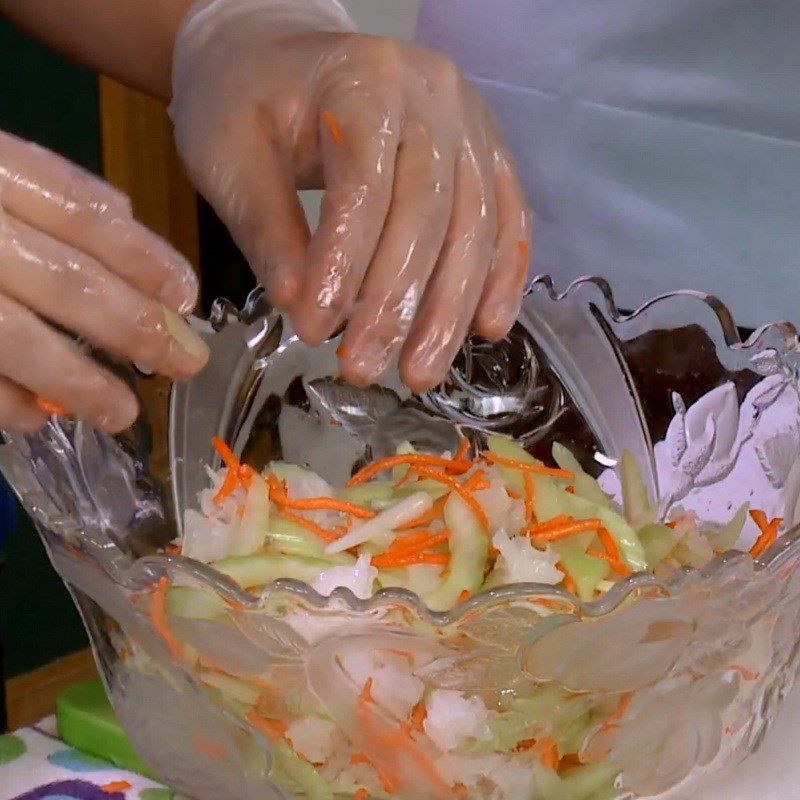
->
xmin=275 ymin=494 xmax=376 ymax=519
xmin=481 ymin=451 xmax=573 ymax=479
xmin=534 ymin=737 xmax=559 ymax=770
xmin=214 ymin=466 xmax=239 ymax=505
xmin=523 ymin=472 xmax=535 ymax=524
xmin=587 ymin=548 xmax=632 ymax=576
xmin=410 ymin=701 xmax=427 ymax=733
xmin=35 ymin=396 xmax=68 ymax=415
xmin=212 ymin=436 xmax=239 ymax=470
xmin=279 ymin=509 xmax=342 ymax=543
xmin=396 ymin=495 xmax=447 ymax=530
xmin=408 ymin=465 xmax=489 ymax=530
xmin=355 ymin=789 xmax=368 ymax=800
xmin=151 ymin=577 xmax=183 ymax=658
xmin=321 ymin=109 xmax=345 ymax=145
xmin=749 ymin=510 xmax=782 ymax=558
xmin=102 ymin=781 xmax=132 ymax=793
xmin=371 ymin=552 xmax=449 ymax=569
xmin=463 ymin=469 xmax=490 ymax=491
xmin=528 ymin=519 xmax=602 ymax=541
xmin=597 ymin=526 xmax=621 ymax=562
xmin=454 ymin=437 xmax=470 ymax=462
xmin=348 ymin=454 xmax=472 ymax=486
xmin=246 ymin=710 xmax=287 ymax=741
xmin=558 ymin=563 xmax=577 ymax=594
xmin=458 ymin=589 xmax=471 ymax=602
xmin=384 ymin=530 xmax=450 ymax=558
xmin=600 ymin=691 xmax=634 ymax=732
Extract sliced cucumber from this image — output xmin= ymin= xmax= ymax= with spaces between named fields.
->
xmin=620 ymin=450 xmax=656 ymax=528
xmin=393 ymin=479 xmax=449 ymax=500
xmin=267 ymin=517 xmax=354 ymax=565
xmin=707 ymin=503 xmax=749 ymax=553
xmin=212 ymin=553 xmax=328 ymax=589
xmin=488 ymin=434 xmax=539 ymax=493
xmin=167 ymin=585 xmax=226 ymax=620
xmin=423 ymin=493 xmax=488 ymax=611
xmin=200 ymin=670 xmax=261 ymax=706
xmin=392 ymin=441 xmax=416 ymax=482
xmin=378 ymin=564 xmax=444 ymax=597
xmin=638 ymin=523 xmax=677 ymax=568
xmin=551 ymin=443 xmax=610 ymax=506
xmin=534 ymin=476 xmax=646 ymax=572
xmin=270 ymin=741 xmax=334 ymax=800
xmin=554 ymin=546 xmax=610 ymax=601
xmin=338 ymin=481 xmax=395 ymax=508
xmin=560 ymin=761 xmax=621 ymax=800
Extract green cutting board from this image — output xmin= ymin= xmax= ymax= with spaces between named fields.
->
xmin=56 ymin=679 xmax=156 ymax=779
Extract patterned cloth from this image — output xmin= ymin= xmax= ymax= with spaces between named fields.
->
xmin=0 ymin=718 xmax=170 ymax=800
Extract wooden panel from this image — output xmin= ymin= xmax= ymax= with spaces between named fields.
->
xmin=98 ymin=78 xmax=201 ymax=475
xmin=98 ymin=76 xmax=200 ymax=269
xmin=6 ymin=649 xmax=97 ymax=730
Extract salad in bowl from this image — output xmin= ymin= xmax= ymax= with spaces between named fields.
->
xmin=2 ymin=278 xmax=800 ymax=800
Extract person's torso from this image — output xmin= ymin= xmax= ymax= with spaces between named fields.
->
xmin=416 ymin=1 xmax=800 ymax=326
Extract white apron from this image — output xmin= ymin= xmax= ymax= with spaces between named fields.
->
xmin=416 ymin=1 xmax=800 ymax=327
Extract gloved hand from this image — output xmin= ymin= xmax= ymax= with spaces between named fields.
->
xmin=170 ymin=0 xmax=530 ymax=392
xmin=0 ymin=131 xmax=207 ymax=433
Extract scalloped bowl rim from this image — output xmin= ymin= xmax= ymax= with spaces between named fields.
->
xmin=151 ymin=275 xmax=800 ymax=622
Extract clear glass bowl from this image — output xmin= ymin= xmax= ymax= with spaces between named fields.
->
xmin=2 ymin=277 xmax=800 ymax=800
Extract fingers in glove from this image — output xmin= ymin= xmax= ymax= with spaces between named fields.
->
xmin=179 ymin=124 xmax=310 ymax=307
xmin=0 ymin=375 xmax=47 ymax=433
xmin=291 ymin=85 xmax=402 ymax=345
xmin=473 ymin=142 xmax=531 ymax=340
xmin=0 ymin=293 xmax=139 ymax=432
xmin=337 ymin=118 xmax=455 ymax=386
xmin=0 ymin=216 xmax=210 ymax=380
xmin=399 ymin=135 xmax=498 ymax=392
xmin=0 ymin=131 xmax=198 ymax=313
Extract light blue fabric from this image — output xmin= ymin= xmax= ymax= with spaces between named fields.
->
xmin=416 ymin=1 xmax=800 ymax=327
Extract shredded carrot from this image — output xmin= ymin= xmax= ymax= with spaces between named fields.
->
xmin=587 ymin=548 xmax=632 ymax=576
xmin=463 ymin=469 xmax=490 ymax=491
xmin=410 ymin=701 xmax=427 ymax=733
xmin=523 ymin=472 xmax=535 ymax=524
xmin=102 ymin=781 xmax=131 ymax=794
xmin=35 ymin=396 xmax=67 ymax=415
xmin=348 ymin=454 xmax=472 ymax=486
xmin=371 ymin=552 xmax=448 ymax=569
xmin=558 ymin=563 xmax=577 ymax=594
xmin=454 ymin=783 xmax=469 ymax=800
xmin=383 ymin=530 xmax=450 ymax=558
xmin=355 ymin=789 xmax=368 ymax=800
xmin=238 ymin=464 xmax=255 ymax=489
xmin=559 ymin=753 xmax=582 ymax=770
xmin=565 ymin=485 xmax=575 ymax=494
xmin=272 ymin=492 xmax=376 ymax=519
xmin=212 ymin=436 xmax=239 ymax=470
xmin=151 ymin=577 xmax=183 ymax=658
xmin=481 ymin=451 xmax=573 ymax=479
xmin=534 ymin=737 xmax=559 ymax=770
xmin=749 ymin=510 xmax=782 ymax=558
xmin=321 ymin=109 xmax=345 ymax=145
xmin=246 ymin=710 xmax=287 ymax=741
xmin=506 ymin=488 xmax=522 ymax=500
xmin=458 ymin=589 xmax=471 ymax=602
xmin=408 ymin=465 xmax=490 ymax=530
xmin=610 ymin=692 xmax=633 ymax=722
xmin=163 ymin=544 xmax=180 ymax=556
xmin=454 ymin=437 xmax=470 ymax=462
xmin=597 ymin=526 xmax=621 ymax=562
xmin=528 ymin=518 xmax=601 ymax=541
xmin=337 ymin=343 xmax=349 ymax=357
xmin=279 ymin=508 xmax=341 ymax=543
xmin=730 ymin=664 xmax=760 ymax=681
xmin=396 ymin=495 xmax=447 ymax=530
xmin=214 ymin=466 xmax=239 ymax=504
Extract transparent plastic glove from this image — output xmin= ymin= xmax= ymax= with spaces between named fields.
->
xmin=170 ymin=0 xmax=530 ymax=392
xmin=0 ymin=131 xmax=208 ymax=433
